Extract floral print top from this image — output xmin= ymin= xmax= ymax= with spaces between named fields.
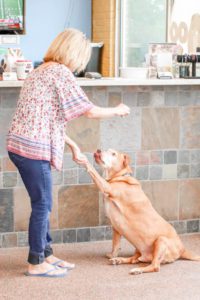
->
xmin=7 ymin=63 xmax=94 ymax=170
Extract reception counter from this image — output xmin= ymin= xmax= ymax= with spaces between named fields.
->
xmin=1 ymin=77 xmax=200 ymax=87
xmin=0 ymin=78 xmax=200 ymax=247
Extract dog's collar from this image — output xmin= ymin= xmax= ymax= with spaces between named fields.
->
xmin=106 ymin=172 xmax=132 ymax=182
xmin=122 ymin=173 xmax=132 ymax=177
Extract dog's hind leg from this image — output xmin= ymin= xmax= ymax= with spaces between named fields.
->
xmin=129 ymin=236 xmax=167 ymax=275
xmin=109 ymin=250 xmax=140 ymax=265
xmin=180 ymin=249 xmax=200 ymax=261
xmin=106 ymin=229 xmax=121 ymax=258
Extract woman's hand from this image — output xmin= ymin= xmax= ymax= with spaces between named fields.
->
xmin=72 ymin=149 xmax=88 ymax=165
xmin=114 ymin=103 xmax=130 ymax=117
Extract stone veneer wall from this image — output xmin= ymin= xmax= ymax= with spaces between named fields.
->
xmin=0 ymin=85 xmax=200 ymax=248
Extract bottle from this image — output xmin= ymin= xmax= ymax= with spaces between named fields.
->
xmin=196 ymin=47 xmax=200 ymax=77
xmin=172 ymin=56 xmax=180 ymax=78
xmin=179 ymin=54 xmax=190 ymax=78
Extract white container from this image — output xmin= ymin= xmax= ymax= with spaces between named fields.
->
xmin=119 ymin=67 xmax=148 ymax=79
xmin=16 ymin=60 xmax=33 ymax=80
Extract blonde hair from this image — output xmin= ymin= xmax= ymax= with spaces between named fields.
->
xmin=44 ymin=28 xmax=91 ymax=73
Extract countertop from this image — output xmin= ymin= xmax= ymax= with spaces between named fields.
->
xmin=1 ymin=77 xmax=200 ymax=87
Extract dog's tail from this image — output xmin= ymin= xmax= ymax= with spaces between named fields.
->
xmin=180 ymin=249 xmax=200 ymax=261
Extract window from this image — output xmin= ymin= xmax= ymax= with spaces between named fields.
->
xmin=168 ymin=0 xmax=200 ymax=53
xmin=120 ymin=0 xmax=167 ymax=68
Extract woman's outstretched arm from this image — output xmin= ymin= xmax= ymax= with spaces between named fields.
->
xmin=84 ymin=103 xmax=130 ymax=119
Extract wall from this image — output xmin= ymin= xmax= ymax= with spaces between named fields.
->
xmin=2 ymin=0 xmax=91 ymax=64
xmin=0 ymin=84 xmax=200 ymax=247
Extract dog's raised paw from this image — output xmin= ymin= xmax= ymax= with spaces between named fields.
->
xmin=129 ymin=268 xmax=143 ymax=275
xmin=109 ymin=258 xmax=122 ymax=265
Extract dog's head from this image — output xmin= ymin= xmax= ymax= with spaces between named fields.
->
xmin=94 ymin=149 xmax=132 ymax=175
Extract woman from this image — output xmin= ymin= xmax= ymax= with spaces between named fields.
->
xmin=7 ymin=28 xmax=130 ymax=278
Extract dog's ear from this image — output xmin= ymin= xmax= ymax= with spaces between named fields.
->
xmin=123 ymin=154 xmax=131 ymax=168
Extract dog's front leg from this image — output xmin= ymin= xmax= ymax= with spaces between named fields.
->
xmin=106 ymin=229 xmax=121 ymax=259
xmin=86 ymin=164 xmax=113 ymax=196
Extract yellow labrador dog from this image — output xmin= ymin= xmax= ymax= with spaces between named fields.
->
xmin=84 ymin=149 xmax=200 ymax=275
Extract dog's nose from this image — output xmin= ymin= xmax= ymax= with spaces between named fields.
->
xmin=97 ymin=149 xmax=101 ymax=153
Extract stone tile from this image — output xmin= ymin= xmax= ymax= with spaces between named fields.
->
xmin=50 ymin=186 xmax=59 ymax=229
xmin=142 ymin=181 xmax=179 ymax=221
xmin=13 ymin=188 xmax=31 ymax=231
xmin=78 ymin=168 xmax=92 ymax=184
xmin=17 ymin=173 xmax=25 ymax=187
xmin=63 ymin=153 xmax=77 ymax=168
xmin=193 ymin=91 xmax=200 ymax=105
xmin=18 ymin=232 xmax=28 ymax=247
xmin=108 ymin=86 xmax=122 ymax=93
xmin=164 ymin=86 xmax=178 ymax=92
xmin=164 ymin=91 xmax=178 ymax=106
xmin=0 ymin=189 xmax=13 ymax=232
xmin=187 ymin=220 xmax=199 ymax=233
xmin=2 ymin=233 xmax=17 ymax=248
xmin=179 ymin=179 xmax=200 ymax=220
xmin=163 ymin=164 xmax=177 ymax=179
xmin=105 ymin=226 xmax=113 ymax=240
xmin=52 ymin=170 xmax=63 ymax=185
xmin=177 ymin=165 xmax=189 ymax=179
xmin=90 ymin=227 xmax=105 ymax=241
xmin=3 ymin=172 xmax=17 ymax=187
xmin=150 ymin=151 xmax=163 ymax=164
xmin=0 ymin=108 xmax=16 ymax=156
xmin=152 ymin=86 xmax=164 ymax=91
xmin=58 ymin=185 xmax=99 ymax=228
xmin=135 ymin=86 xmax=152 ymax=93
xmin=136 ymin=151 xmax=149 ymax=165
xmin=82 ymin=87 xmax=93 ymax=101
xmin=164 ymin=151 xmax=177 ymax=164
xmin=85 ymin=153 xmax=94 ymax=165
xmin=149 ymin=166 xmax=162 ymax=180
xmin=142 ymin=108 xmax=179 ymax=150
xmin=125 ymin=151 xmax=136 ymax=166
xmin=0 ymin=88 xmax=20 ymax=106
xmin=173 ymin=221 xmax=187 ymax=234
xmin=123 ymin=91 xmax=137 ymax=106
xmin=50 ymin=230 xmax=62 ymax=244
xmin=63 ymin=229 xmax=77 ymax=243
xmin=0 ymin=172 xmax=2 ymax=188
xmin=77 ymin=228 xmax=90 ymax=242
xmin=148 ymin=91 xmax=165 ymax=107
xmin=92 ymin=87 xmax=108 ymax=106
xmin=178 ymin=91 xmax=195 ymax=106
xmin=137 ymin=92 xmax=151 ymax=106
xmin=190 ymin=164 xmax=200 ymax=178
xmin=64 ymin=169 xmax=78 ymax=185
xmin=67 ymin=115 xmax=100 ymax=152
xmin=108 ymin=92 xmax=122 ymax=106
xmin=180 ymin=107 xmax=200 ymax=148
xmin=14 ymin=185 xmax=60 ymax=231
xmin=178 ymin=85 xmax=191 ymax=91
xmin=191 ymin=150 xmax=200 ymax=164
xmin=2 ymin=157 xmax=17 ymax=171
xmin=135 ymin=166 xmax=149 ymax=180
xmin=101 ymin=108 xmax=141 ymax=151
xmin=178 ymin=150 xmax=190 ymax=164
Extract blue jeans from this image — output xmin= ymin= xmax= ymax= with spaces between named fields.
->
xmin=8 ymin=151 xmax=53 ymax=265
